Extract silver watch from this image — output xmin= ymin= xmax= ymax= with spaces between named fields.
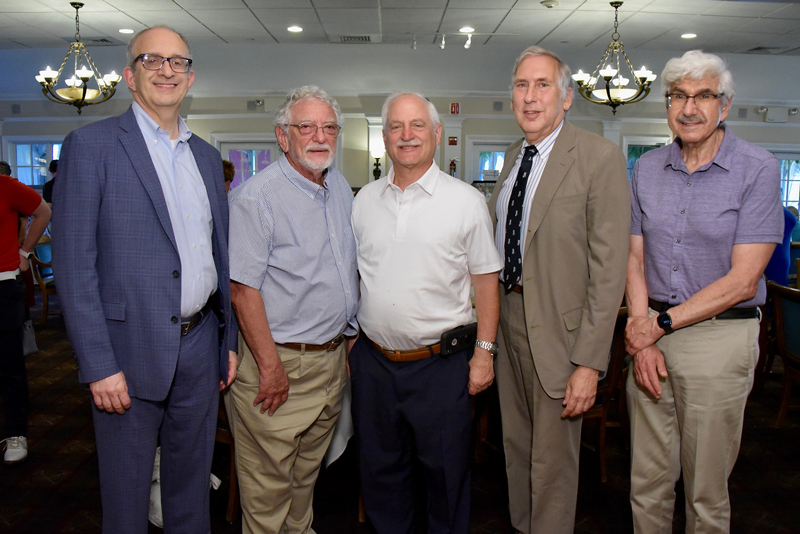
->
xmin=475 ymin=339 xmax=498 ymax=357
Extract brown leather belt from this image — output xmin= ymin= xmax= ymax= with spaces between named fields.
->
xmin=500 ymin=280 xmax=523 ymax=294
xmin=365 ymin=336 xmax=440 ymax=362
xmin=180 ymin=298 xmax=215 ymax=336
xmin=278 ymin=334 xmax=345 ymax=352
xmin=648 ymin=298 xmax=759 ymax=320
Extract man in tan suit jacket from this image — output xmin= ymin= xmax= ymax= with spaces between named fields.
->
xmin=488 ymin=46 xmax=630 ymax=534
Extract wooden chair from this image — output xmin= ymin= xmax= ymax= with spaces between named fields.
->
xmin=215 ymin=392 xmax=240 ymax=523
xmin=31 ymin=241 xmax=58 ymax=326
xmin=769 ymin=281 xmax=800 ymax=428
xmin=581 ymin=307 xmax=629 ymax=482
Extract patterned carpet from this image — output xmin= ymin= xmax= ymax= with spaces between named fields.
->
xmin=2 ymin=293 xmax=799 ymax=533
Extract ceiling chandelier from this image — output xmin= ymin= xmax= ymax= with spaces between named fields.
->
xmin=34 ymin=2 xmax=121 ymax=114
xmin=571 ymin=1 xmax=656 ymax=115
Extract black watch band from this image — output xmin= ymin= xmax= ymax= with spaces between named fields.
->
xmin=656 ymin=311 xmax=674 ymax=334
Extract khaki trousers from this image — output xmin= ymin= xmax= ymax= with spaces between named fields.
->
xmin=496 ymin=289 xmax=583 ymax=534
xmin=225 ymin=333 xmax=347 ymax=534
xmin=627 ymin=315 xmax=759 ymax=534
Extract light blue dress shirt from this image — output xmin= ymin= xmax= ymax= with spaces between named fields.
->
xmin=132 ymin=102 xmax=217 ymax=318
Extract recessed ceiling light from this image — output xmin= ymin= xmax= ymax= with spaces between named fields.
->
xmin=287 ymin=26 xmax=303 ymax=33
xmin=459 ymin=26 xmax=475 ymax=33
xmin=119 ymin=29 xmax=134 ymax=34
xmin=681 ymin=33 xmax=697 ymax=39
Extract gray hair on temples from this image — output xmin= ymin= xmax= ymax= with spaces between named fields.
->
xmin=661 ymin=50 xmax=735 ymax=102
xmin=126 ymin=26 xmax=193 ymax=69
xmin=381 ymin=92 xmax=441 ymax=130
xmin=511 ymin=46 xmax=572 ymax=98
xmin=274 ymin=86 xmax=344 ymax=132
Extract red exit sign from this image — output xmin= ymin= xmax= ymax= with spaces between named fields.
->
xmin=450 ymin=102 xmax=460 ymax=114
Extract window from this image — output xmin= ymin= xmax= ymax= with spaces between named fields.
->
xmin=12 ymin=143 xmax=61 ymax=187
xmin=465 ymin=136 xmax=519 ymax=184
xmin=778 ymin=158 xmax=800 ymax=210
xmin=477 ymin=150 xmax=505 ymax=182
xmin=221 ymin=144 xmax=275 ymax=190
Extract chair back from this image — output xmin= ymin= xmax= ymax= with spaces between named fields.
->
xmin=768 ymin=281 xmax=800 ymax=371
xmin=33 ymin=242 xmax=53 ymax=279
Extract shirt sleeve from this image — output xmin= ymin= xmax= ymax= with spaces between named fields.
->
xmin=630 ymin=159 xmax=643 ymax=237
xmin=9 ymin=179 xmax=43 ymax=216
xmin=228 ymin=190 xmax=273 ymax=290
xmin=734 ymin=155 xmax=783 ymax=245
xmin=464 ymin=191 xmax=503 ymax=275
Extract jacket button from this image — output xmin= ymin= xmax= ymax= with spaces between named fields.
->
xmin=171 ymin=316 xmax=178 ymax=324
xmin=172 ymin=270 xmax=180 ymax=278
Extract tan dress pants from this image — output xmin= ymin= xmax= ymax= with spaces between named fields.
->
xmin=627 ymin=315 xmax=759 ymax=534
xmin=496 ymin=289 xmax=583 ymax=534
xmin=225 ymin=333 xmax=347 ymax=534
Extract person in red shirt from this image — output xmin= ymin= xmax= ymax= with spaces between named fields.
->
xmin=0 ymin=172 xmax=51 ymax=464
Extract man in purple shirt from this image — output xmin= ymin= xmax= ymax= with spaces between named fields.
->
xmin=625 ymin=50 xmax=783 ymax=533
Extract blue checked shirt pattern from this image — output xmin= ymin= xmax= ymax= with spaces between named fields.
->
xmin=228 ymin=156 xmax=358 ymax=344
xmin=495 ymin=120 xmax=563 ymax=285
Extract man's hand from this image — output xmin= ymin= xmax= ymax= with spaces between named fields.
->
xmin=18 ymin=255 xmax=30 ymax=273
xmin=562 ymin=366 xmax=599 ymax=418
xmin=89 ymin=371 xmax=131 ymax=414
xmin=254 ymin=359 xmax=289 ymax=416
xmin=468 ymin=347 xmax=494 ymax=395
xmin=220 ymin=350 xmax=239 ymax=391
xmin=632 ymin=344 xmax=668 ymax=399
xmin=626 ymin=315 xmax=663 ymax=355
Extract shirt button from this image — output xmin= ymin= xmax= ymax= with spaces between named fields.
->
xmin=193 ymin=244 xmax=197 ymax=249
xmin=676 ymin=238 xmax=681 ymax=243
xmin=680 ymin=209 xmax=685 ymax=214
xmin=171 ymin=316 xmax=178 ymax=324
xmin=673 ymin=266 xmax=678 ymax=271
xmin=671 ymin=294 xmax=677 ymax=299
xmin=686 ymin=182 xmax=691 ymax=187
xmin=172 ymin=270 xmax=180 ymax=278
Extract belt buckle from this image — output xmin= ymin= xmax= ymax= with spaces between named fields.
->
xmin=180 ymin=322 xmax=191 ymax=336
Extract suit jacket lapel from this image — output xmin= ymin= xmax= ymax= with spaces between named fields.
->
xmin=118 ymin=107 xmax=179 ymax=254
xmin=522 ymin=121 xmax=575 ymax=253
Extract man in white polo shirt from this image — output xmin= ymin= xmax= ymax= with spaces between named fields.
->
xmin=350 ymin=92 xmax=502 ymax=534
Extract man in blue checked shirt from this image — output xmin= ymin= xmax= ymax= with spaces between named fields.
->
xmin=225 ymin=86 xmax=358 ymax=534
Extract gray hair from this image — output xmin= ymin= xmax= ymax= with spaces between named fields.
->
xmin=0 ymin=160 xmax=10 ymax=176
xmin=381 ymin=92 xmax=440 ymax=130
xmin=511 ymin=46 xmax=572 ymax=98
xmin=274 ymin=86 xmax=344 ymax=132
xmin=126 ymin=26 xmax=192 ymax=69
xmin=661 ymin=50 xmax=735 ymax=102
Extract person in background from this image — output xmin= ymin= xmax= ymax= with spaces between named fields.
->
xmin=51 ymin=26 xmax=237 ymax=534
xmin=225 ymin=86 xmax=357 ymax=534
xmin=765 ymin=206 xmax=797 ymax=286
xmin=487 ymin=46 xmax=630 ymax=534
xmin=1 ymin=169 xmax=51 ymax=464
xmin=351 ymin=92 xmax=501 ymax=534
xmin=222 ymin=159 xmax=234 ymax=193
xmin=625 ymin=50 xmax=783 ymax=533
xmin=788 ymin=206 xmax=799 ymax=242
xmin=42 ymin=160 xmax=58 ymax=205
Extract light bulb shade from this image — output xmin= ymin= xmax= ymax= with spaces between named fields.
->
xmin=572 ymin=70 xmax=590 ymax=84
xmin=599 ymin=65 xmax=617 ymax=78
xmin=371 ymin=150 xmax=384 ymax=159
xmin=75 ymin=65 xmax=92 ymax=80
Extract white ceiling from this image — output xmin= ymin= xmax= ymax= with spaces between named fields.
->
xmin=1 ymin=0 xmax=800 ymax=55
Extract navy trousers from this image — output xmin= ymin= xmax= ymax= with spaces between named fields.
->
xmin=351 ymin=334 xmax=472 ymax=534
xmin=0 ymin=276 xmax=28 ymax=439
xmin=92 ymin=312 xmax=219 ymax=534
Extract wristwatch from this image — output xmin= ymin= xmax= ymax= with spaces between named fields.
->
xmin=475 ymin=339 xmax=499 ymax=357
xmin=19 ymin=249 xmax=33 ymax=260
xmin=656 ymin=311 xmax=674 ymax=334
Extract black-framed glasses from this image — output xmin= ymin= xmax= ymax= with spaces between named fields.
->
xmin=288 ymin=123 xmax=341 ymax=137
xmin=135 ymin=54 xmax=193 ymax=73
xmin=666 ymin=92 xmax=724 ymax=108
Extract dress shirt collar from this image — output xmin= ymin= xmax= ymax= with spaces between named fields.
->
xmin=382 ymin=161 xmax=440 ymax=197
xmin=278 ymin=155 xmax=329 ymax=201
xmin=520 ymin=119 xmax=564 ymax=159
xmin=666 ymin=124 xmax=733 ymax=174
xmin=131 ymin=101 xmax=192 ymax=146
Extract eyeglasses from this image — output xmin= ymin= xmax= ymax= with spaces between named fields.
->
xmin=134 ymin=54 xmax=193 ymax=73
xmin=288 ymin=123 xmax=341 ymax=137
xmin=666 ymin=92 xmax=724 ymax=108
